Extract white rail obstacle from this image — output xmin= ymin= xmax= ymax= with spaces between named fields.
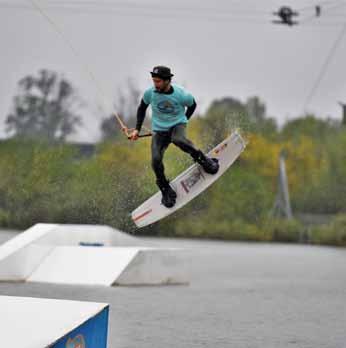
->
xmin=0 ymin=296 xmax=109 ymax=348
xmin=0 ymin=224 xmax=188 ymax=286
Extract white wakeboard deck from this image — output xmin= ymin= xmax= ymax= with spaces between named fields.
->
xmin=132 ymin=131 xmax=246 ymax=228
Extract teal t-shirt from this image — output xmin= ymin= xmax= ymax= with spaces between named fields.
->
xmin=143 ymin=84 xmax=194 ymax=131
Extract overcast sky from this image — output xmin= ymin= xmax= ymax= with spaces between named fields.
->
xmin=1 ymin=0 xmax=346 ymax=141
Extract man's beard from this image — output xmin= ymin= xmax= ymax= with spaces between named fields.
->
xmin=156 ymin=83 xmax=168 ymax=93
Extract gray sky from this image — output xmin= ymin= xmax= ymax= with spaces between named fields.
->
xmin=1 ymin=0 xmax=346 ymax=141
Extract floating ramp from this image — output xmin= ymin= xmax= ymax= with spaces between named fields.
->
xmin=0 ymin=295 xmax=109 ymax=348
xmin=0 ymin=223 xmax=188 ymax=286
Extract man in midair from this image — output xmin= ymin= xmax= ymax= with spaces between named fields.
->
xmin=130 ymin=66 xmax=219 ymax=208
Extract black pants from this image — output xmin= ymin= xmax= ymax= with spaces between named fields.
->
xmin=151 ymin=123 xmax=201 ymax=185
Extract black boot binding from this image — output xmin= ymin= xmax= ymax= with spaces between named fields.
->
xmin=195 ymin=151 xmax=220 ymax=175
xmin=157 ymin=179 xmax=177 ymax=208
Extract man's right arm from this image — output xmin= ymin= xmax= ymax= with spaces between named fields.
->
xmin=135 ymin=98 xmax=149 ymax=132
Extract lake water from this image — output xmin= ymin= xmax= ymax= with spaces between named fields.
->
xmin=0 ymin=231 xmax=345 ymax=348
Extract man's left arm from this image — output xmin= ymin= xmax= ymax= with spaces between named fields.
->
xmin=185 ymin=98 xmax=197 ymax=120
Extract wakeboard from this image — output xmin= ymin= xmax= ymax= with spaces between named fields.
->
xmin=131 ymin=130 xmax=246 ymax=228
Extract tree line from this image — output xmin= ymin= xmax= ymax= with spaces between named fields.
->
xmin=1 ymin=69 xmax=345 ymax=246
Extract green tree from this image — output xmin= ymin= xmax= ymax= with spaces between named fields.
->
xmin=6 ymin=69 xmax=82 ymax=141
xmin=202 ymin=96 xmax=277 ymax=146
xmin=281 ymin=114 xmax=340 ymax=143
xmin=203 ymin=97 xmax=247 ymax=145
xmin=245 ymin=96 xmax=278 ymax=138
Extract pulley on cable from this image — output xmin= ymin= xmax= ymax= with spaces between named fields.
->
xmin=272 ymin=6 xmax=299 ymax=26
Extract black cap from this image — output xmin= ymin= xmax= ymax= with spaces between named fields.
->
xmin=150 ymin=66 xmax=174 ymax=79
